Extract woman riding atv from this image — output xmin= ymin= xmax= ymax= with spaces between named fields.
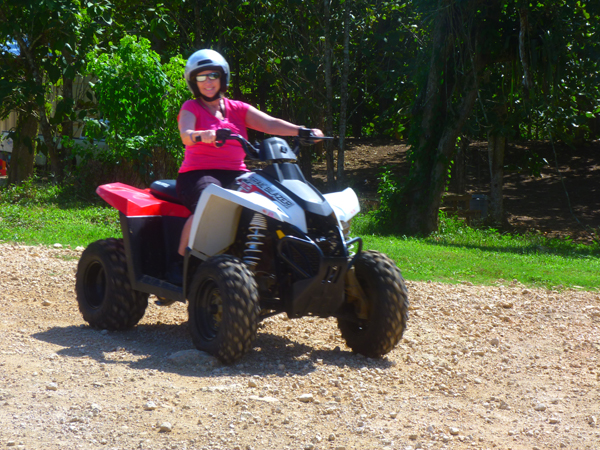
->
xmin=176 ymin=49 xmax=324 ymax=257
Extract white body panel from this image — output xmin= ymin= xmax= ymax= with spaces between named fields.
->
xmin=237 ymin=172 xmax=309 ymax=230
xmin=188 ymin=183 xmax=300 ymax=260
xmin=323 ymin=188 xmax=360 ymax=223
xmin=188 ymin=179 xmax=360 ymax=261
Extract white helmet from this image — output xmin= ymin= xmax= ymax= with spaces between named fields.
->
xmin=184 ymin=49 xmax=230 ymax=99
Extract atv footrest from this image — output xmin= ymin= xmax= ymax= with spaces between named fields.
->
xmin=135 ymin=275 xmax=185 ymax=303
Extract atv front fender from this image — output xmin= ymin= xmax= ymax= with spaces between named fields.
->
xmin=323 ymin=188 xmax=360 ymax=224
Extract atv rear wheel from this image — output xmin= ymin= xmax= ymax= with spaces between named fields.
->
xmin=76 ymin=238 xmax=149 ymax=330
xmin=338 ymin=250 xmax=409 ymax=357
xmin=188 ymin=255 xmax=260 ymax=364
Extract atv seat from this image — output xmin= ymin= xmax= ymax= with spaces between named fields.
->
xmin=150 ymin=180 xmax=183 ymax=205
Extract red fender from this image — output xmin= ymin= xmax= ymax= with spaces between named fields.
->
xmin=97 ymin=183 xmax=191 ymax=218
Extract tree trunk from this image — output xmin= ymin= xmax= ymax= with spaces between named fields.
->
xmin=323 ymin=0 xmax=335 ymax=187
xmin=408 ymin=84 xmax=479 ymax=233
xmin=193 ymin=1 xmax=203 ymax=48
xmin=13 ymin=35 xmax=63 ymax=179
xmin=451 ymin=136 xmax=469 ymax=194
xmin=388 ymin=0 xmax=485 ymax=235
xmin=40 ymin=109 xmax=62 ymax=179
xmin=7 ymin=112 xmax=37 ymax=185
xmin=351 ymin=57 xmax=363 ymax=138
xmin=62 ymin=73 xmax=75 ymax=172
xmin=337 ymin=2 xmax=351 ymax=186
xmin=487 ymin=132 xmax=506 ymax=225
xmin=519 ymin=8 xmax=532 ymax=98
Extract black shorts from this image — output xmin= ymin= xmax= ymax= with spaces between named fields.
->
xmin=176 ymin=169 xmax=245 ymax=213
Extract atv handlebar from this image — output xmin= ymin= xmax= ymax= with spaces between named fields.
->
xmin=297 ymin=127 xmax=334 ymax=145
xmin=193 ymin=128 xmax=332 ymax=160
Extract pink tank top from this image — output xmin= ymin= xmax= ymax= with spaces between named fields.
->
xmin=178 ymin=98 xmax=250 ymax=173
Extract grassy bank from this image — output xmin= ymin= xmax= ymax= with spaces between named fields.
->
xmin=1 ymin=179 xmax=598 ymax=291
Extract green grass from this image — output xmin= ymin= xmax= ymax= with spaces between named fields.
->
xmin=0 ymin=177 xmax=120 ymax=248
xmin=0 ymin=202 xmax=120 ymax=247
xmin=1 ymin=178 xmax=599 ymax=291
xmin=352 ymin=212 xmax=600 ymax=291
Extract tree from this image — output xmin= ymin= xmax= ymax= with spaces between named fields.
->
xmin=378 ymin=0 xmax=484 ymax=235
xmin=337 ymin=1 xmax=352 ymax=186
xmin=6 ymin=113 xmax=38 ymax=185
xmin=473 ymin=1 xmax=600 ymax=226
xmin=0 ymin=41 xmax=39 ymax=185
xmin=0 ymin=0 xmax=112 ymax=181
xmin=378 ymin=0 xmax=600 ymax=235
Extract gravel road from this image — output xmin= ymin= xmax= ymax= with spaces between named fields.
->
xmin=1 ymin=243 xmax=599 ymax=450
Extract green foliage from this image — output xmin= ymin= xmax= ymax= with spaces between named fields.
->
xmin=82 ymin=34 xmax=189 ymax=184
xmin=3 ymin=0 xmax=600 ymax=234
xmin=0 ymin=0 xmax=113 ymax=179
xmin=369 ymin=0 xmax=600 ymax=234
xmin=372 ymin=165 xmax=407 ymax=230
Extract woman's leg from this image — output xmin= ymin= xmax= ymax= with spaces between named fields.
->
xmin=176 ymin=171 xmax=216 ymax=256
xmin=178 ymin=215 xmax=194 ymax=256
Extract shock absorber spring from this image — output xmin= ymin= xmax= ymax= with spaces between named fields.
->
xmin=243 ymin=213 xmax=267 ymax=268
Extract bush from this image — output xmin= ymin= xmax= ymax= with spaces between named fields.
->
xmin=79 ymin=35 xmax=190 ymax=186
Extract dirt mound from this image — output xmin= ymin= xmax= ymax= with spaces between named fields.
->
xmin=312 ymin=139 xmax=600 ymax=244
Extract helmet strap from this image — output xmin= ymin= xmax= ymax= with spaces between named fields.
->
xmin=199 ymin=92 xmax=222 ymax=102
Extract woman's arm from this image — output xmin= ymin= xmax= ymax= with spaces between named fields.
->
xmin=245 ymin=106 xmax=323 ymax=138
xmin=178 ymin=109 xmax=217 ymax=145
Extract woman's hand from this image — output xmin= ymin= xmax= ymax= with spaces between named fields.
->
xmin=179 ymin=110 xmax=217 ymax=146
xmin=189 ymin=130 xmax=216 ymax=144
xmin=311 ymin=129 xmax=324 ymax=139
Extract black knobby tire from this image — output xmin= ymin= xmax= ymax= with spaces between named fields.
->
xmin=188 ymin=254 xmax=260 ymax=364
xmin=338 ymin=250 xmax=409 ymax=357
xmin=76 ymin=238 xmax=149 ymax=330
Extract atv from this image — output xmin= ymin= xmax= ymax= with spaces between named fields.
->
xmin=76 ymin=128 xmax=409 ymax=363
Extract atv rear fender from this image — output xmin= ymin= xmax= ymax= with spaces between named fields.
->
xmin=97 ymin=182 xmax=191 ymax=218
xmin=96 ymin=183 xmax=191 ymax=301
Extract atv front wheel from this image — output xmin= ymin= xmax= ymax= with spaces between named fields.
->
xmin=76 ymin=238 xmax=149 ymax=330
xmin=338 ymin=250 xmax=409 ymax=357
xmin=188 ymin=255 xmax=260 ymax=364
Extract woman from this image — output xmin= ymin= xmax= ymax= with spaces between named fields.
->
xmin=176 ymin=49 xmax=323 ymax=257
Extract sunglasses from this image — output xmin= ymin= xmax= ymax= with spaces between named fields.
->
xmin=196 ymin=72 xmax=221 ymax=82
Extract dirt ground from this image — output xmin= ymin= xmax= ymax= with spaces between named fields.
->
xmin=0 ymin=244 xmax=599 ymax=450
xmin=1 ymin=140 xmax=599 ymax=450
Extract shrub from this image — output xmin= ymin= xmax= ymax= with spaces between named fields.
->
xmin=79 ymin=35 xmax=189 ymax=186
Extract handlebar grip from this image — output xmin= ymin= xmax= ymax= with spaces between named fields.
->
xmin=298 ymin=128 xmax=313 ymax=139
xmin=215 ymin=128 xmax=232 ymax=148
xmin=298 ymin=127 xmax=332 ymax=144
xmin=192 ymin=129 xmax=232 ymax=147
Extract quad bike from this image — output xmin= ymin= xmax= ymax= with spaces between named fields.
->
xmin=76 ymin=128 xmax=409 ymax=364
